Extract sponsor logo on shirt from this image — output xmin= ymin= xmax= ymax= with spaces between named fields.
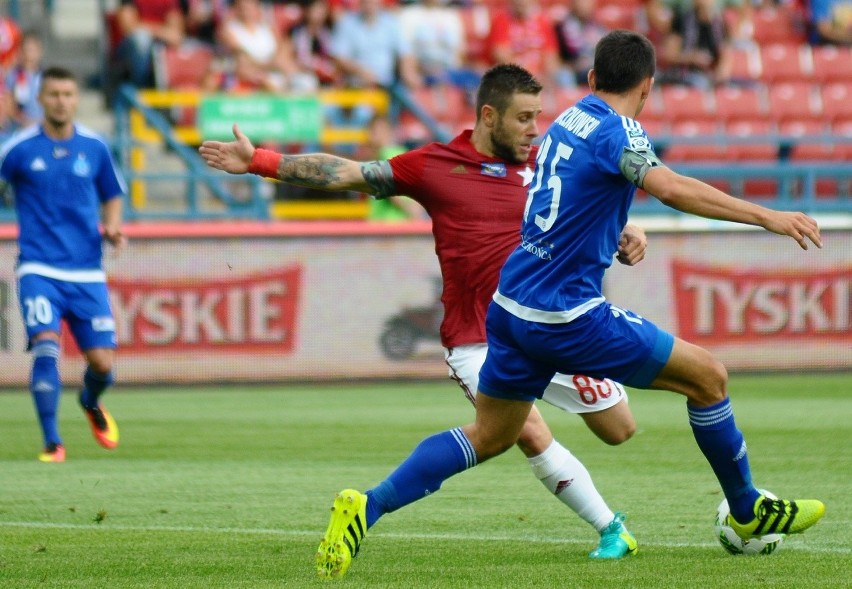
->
xmin=30 ymin=157 xmax=46 ymax=171
xmin=92 ymin=316 xmax=116 ymax=332
xmin=73 ymin=154 xmax=90 ymax=177
xmin=480 ymin=162 xmax=506 ymax=177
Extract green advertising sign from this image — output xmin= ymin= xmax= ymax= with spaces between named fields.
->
xmin=199 ymin=94 xmax=323 ymax=142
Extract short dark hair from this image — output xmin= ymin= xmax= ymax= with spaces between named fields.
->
xmin=475 ymin=64 xmax=542 ymax=120
xmin=593 ymin=30 xmax=656 ymax=94
xmin=41 ymin=66 xmax=77 ymax=85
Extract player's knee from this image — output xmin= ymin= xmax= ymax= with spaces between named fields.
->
xmin=692 ymin=357 xmax=729 ymax=405
xmin=86 ymin=354 xmax=114 ymax=375
xmin=599 ymin=421 xmax=636 ymax=446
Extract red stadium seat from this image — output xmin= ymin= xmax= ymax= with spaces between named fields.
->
xmin=722 ymin=119 xmax=777 ymax=161
xmin=595 ymin=5 xmax=636 ymax=30
xmin=820 ymin=83 xmax=852 ymax=123
xmin=751 ymin=6 xmax=806 ymax=45
xmin=779 ymin=119 xmax=838 ymax=197
xmin=779 ymin=119 xmax=833 ymax=161
xmin=660 ymin=85 xmax=715 ymax=123
xmin=759 ymin=43 xmax=812 ymax=84
xmin=460 ymin=5 xmax=492 ymax=68
xmin=811 ymin=45 xmax=852 ymax=84
xmin=832 ymin=118 xmax=852 ymax=162
xmin=714 ymin=86 xmax=767 ymax=122
xmin=728 ymin=46 xmax=762 ymax=85
xmin=664 ymin=120 xmax=723 ymax=161
xmin=154 ymin=43 xmax=214 ymax=90
xmin=767 ymin=82 xmax=821 ymax=124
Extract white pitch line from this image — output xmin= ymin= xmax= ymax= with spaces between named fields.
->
xmin=1 ymin=521 xmax=848 ymax=555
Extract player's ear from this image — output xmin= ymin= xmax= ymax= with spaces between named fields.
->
xmin=587 ymin=69 xmax=596 ymax=92
xmin=481 ymin=104 xmax=497 ymax=127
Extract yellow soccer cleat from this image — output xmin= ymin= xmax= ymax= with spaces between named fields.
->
xmin=729 ymin=495 xmax=825 ymax=539
xmin=80 ymin=394 xmax=120 ymax=450
xmin=38 ymin=443 xmax=66 ymax=463
xmin=316 ymin=489 xmax=368 ymax=579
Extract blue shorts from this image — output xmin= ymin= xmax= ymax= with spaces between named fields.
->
xmin=479 ymin=301 xmax=674 ymax=401
xmin=17 ymin=274 xmax=116 ymax=351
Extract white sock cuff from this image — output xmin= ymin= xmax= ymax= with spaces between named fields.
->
xmin=527 ymin=439 xmax=572 ymax=480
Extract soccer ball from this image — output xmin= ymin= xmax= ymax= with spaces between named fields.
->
xmin=715 ymin=490 xmax=785 ymax=555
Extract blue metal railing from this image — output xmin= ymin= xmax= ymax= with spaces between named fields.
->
xmin=113 ymin=84 xmax=269 ymax=220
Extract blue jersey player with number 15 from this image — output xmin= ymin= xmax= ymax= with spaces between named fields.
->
xmin=314 ymin=30 xmax=826 ymax=579
xmin=0 ymin=66 xmax=127 ymax=463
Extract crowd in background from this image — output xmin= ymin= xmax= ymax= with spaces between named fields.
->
xmin=103 ymin=0 xmax=850 ymax=100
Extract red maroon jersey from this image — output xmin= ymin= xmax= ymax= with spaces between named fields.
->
xmin=389 ymin=130 xmax=537 ymax=348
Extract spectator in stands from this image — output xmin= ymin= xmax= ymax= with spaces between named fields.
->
xmin=0 ymin=89 xmax=20 ymax=145
xmin=330 ymin=0 xmax=422 ymax=91
xmin=658 ymin=0 xmax=733 ymax=88
xmin=0 ymin=15 xmax=22 ymax=72
xmin=398 ymin=0 xmax=481 ymax=92
xmin=112 ymin=0 xmax=186 ymax=89
xmin=5 ymin=31 xmax=44 ymax=127
xmin=289 ymin=0 xmax=340 ymax=88
xmin=182 ymin=0 xmax=230 ymax=47
xmin=554 ymin=0 xmax=609 ymax=88
xmin=486 ymin=0 xmax=564 ymax=89
xmin=217 ymin=0 xmax=317 ymax=93
xmin=328 ymin=0 xmax=422 ymax=132
xmin=808 ymin=0 xmax=852 ymax=45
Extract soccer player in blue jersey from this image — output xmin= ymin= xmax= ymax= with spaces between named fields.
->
xmin=0 ymin=67 xmax=126 ymax=462
xmin=311 ymin=31 xmax=825 ymax=578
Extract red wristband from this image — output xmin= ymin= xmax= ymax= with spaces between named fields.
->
xmin=247 ymin=148 xmax=282 ymax=178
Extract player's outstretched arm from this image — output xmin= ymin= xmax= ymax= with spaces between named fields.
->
xmin=642 ymin=166 xmax=822 ymax=250
xmin=198 ymin=124 xmax=386 ymax=194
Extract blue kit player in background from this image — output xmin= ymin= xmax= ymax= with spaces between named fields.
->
xmin=313 ymin=30 xmax=826 ymax=579
xmin=0 ymin=66 xmax=126 ymax=463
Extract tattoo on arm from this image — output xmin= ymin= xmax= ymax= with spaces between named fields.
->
xmin=276 ymin=154 xmax=349 ymax=188
xmin=360 ymin=160 xmax=396 ymax=198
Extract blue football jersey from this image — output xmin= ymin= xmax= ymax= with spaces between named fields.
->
xmin=495 ymin=95 xmax=660 ymax=320
xmin=0 ymin=124 xmax=127 ymax=271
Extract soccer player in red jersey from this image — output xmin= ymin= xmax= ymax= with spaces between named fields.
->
xmin=199 ymin=64 xmax=648 ymax=571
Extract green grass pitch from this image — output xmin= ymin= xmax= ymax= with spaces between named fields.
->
xmin=0 ymin=373 xmax=849 ymax=588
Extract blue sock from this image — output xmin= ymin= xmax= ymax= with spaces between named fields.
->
xmin=365 ymin=428 xmax=477 ymax=528
xmin=80 ymin=367 xmax=114 ymax=409
xmin=688 ymin=397 xmax=761 ymax=522
xmin=30 ymin=340 xmax=62 ymax=446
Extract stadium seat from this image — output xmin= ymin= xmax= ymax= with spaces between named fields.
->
xmin=767 ymin=82 xmax=821 ymax=124
xmin=751 ymin=6 xmax=806 ymax=45
xmin=727 ymin=46 xmax=762 ymax=85
xmin=459 ymin=5 xmax=492 ymax=68
xmin=832 ymin=118 xmax=852 ymax=162
xmin=154 ymin=43 xmax=214 ymax=90
xmin=811 ymin=45 xmax=852 ymax=84
xmin=659 ymin=85 xmax=715 ymax=123
xmin=399 ymin=84 xmax=471 ymax=142
xmin=636 ymin=117 xmax=668 ymax=141
xmin=595 ymin=5 xmax=636 ymax=30
xmin=759 ymin=43 xmax=811 ymax=84
xmin=820 ymin=83 xmax=852 ymax=123
xmin=714 ymin=86 xmax=767 ymax=122
xmin=722 ymin=119 xmax=777 ymax=161
xmin=663 ymin=120 xmax=723 ymax=161
xmin=779 ymin=119 xmax=833 ymax=161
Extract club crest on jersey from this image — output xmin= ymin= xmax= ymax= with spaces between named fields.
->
xmin=73 ymin=154 xmax=90 ymax=177
xmin=480 ymin=162 xmax=506 ymax=177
